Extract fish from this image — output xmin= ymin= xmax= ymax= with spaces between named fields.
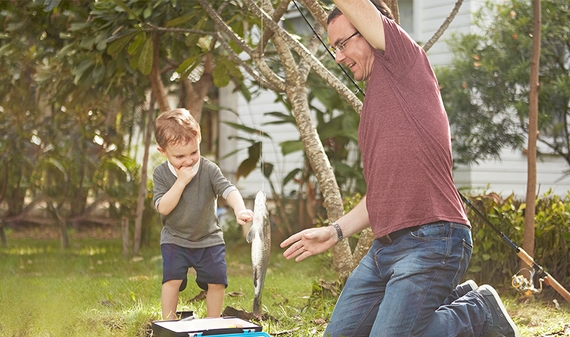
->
xmin=246 ymin=190 xmax=271 ymax=317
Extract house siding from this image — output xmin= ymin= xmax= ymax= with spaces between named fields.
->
xmin=218 ymin=84 xmax=307 ymax=198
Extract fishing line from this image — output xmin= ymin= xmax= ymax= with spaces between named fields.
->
xmin=258 ymin=2 xmax=266 ymax=193
xmin=291 ymin=0 xmax=365 ymax=97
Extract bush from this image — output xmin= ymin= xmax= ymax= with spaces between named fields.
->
xmin=463 ymin=190 xmax=570 ymax=296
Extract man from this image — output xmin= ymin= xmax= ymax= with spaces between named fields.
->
xmin=280 ymin=1 xmax=519 ymax=336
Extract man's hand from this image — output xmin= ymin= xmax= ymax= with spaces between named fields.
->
xmin=280 ymin=226 xmax=337 ymax=262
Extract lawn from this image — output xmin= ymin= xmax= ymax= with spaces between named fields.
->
xmin=0 ymin=230 xmax=568 ymax=336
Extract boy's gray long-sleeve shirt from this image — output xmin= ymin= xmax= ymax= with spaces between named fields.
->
xmin=152 ymin=157 xmax=237 ymax=249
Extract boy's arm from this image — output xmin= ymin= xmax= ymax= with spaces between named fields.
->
xmin=156 ymin=165 xmax=196 ymax=215
xmin=156 ymin=179 xmax=188 ymax=215
xmin=225 ymin=189 xmax=254 ymax=225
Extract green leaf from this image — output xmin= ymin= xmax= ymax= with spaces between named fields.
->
xmin=0 ymin=43 xmax=12 ymax=57
xmin=43 ymin=0 xmax=61 ymax=12
xmin=263 ymin=111 xmax=296 ymax=125
xmin=175 ymin=55 xmax=201 ymax=78
xmin=236 ymin=157 xmax=258 ymax=181
xmin=143 ymin=7 xmax=152 ymax=19
xmin=69 ymin=22 xmax=91 ymax=32
xmin=221 ymin=121 xmax=271 ymax=139
xmin=127 ymin=32 xmax=146 ymax=56
xmin=79 ymin=36 xmax=95 ymax=49
xmin=166 ymin=13 xmax=196 ymax=27
xmin=92 ymin=65 xmax=106 ymax=84
xmin=280 ymin=140 xmax=304 ymax=155
xmin=213 ymin=63 xmax=230 ymax=88
xmin=197 ymin=36 xmax=212 ymax=51
xmin=283 ymin=168 xmax=301 ymax=185
xmin=6 ymin=22 xmax=25 ymax=32
xmin=238 ymin=82 xmax=252 ymax=102
xmin=96 ymin=39 xmax=107 ymax=51
xmin=72 ymin=59 xmax=93 ymax=84
xmin=138 ymin=37 xmax=153 ymax=75
xmin=129 ymin=50 xmax=140 ymax=71
xmin=107 ymin=32 xmax=136 ymax=58
xmin=262 ymin=163 xmax=274 ymax=178
xmin=112 ymin=0 xmax=142 ymax=22
xmin=236 ymin=142 xmax=262 ymax=180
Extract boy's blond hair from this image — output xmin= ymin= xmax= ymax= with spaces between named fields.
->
xmin=155 ymin=108 xmax=201 ymax=149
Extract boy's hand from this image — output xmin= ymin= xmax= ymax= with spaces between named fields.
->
xmin=176 ymin=165 xmax=197 ymax=184
xmin=236 ymin=209 xmax=254 ymax=226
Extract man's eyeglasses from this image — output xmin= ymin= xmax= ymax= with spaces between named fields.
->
xmin=328 ymin=31 xmax=360 ymax=54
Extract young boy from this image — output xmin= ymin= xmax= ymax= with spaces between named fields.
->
xmin=152 ymin=108 xmax=254 ymax=320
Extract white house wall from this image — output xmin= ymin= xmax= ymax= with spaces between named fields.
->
xmin=218 ymin=83 xmax=306 ymax=199
xmin=455 ymin=148 xmax=570 ymax=197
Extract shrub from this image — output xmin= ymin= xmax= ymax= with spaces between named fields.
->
xmin=464 ymin=190 xmax=570 ymax=296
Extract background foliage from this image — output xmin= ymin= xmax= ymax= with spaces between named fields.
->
xmin=463 ymin=189 xmax=570 ymax=294
xmin=437 ymin=0 xmax=570 ymax=167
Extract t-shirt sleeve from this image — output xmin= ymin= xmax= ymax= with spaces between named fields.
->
xmin=381 ymin=15 xmax=423 ymax=78
xmin=208 ymin=161 xmax=237 ymax=199
xmin=152 ymin=164 xmax=170 ymax=209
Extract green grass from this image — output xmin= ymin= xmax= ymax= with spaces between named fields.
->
xmin=0 ymin=235 xmax=338 ymax=336
xmin=1 ymin=234 xmax=569 ymax=336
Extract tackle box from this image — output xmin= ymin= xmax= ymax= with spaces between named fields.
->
xmin=151 ymin=317 xmax=270 ymax=337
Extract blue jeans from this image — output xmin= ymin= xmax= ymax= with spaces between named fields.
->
xmin=324 ymin=222 xmax=490 ymax=337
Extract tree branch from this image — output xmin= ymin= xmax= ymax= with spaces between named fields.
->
xmin=197 ymin=0 xmax=287 ymax=92
xmin=422 ymin=0 xmax=464 ymax=52
xmin=243 ymin=0 xmax=362 ymax=113
xmin=297 ymin=0 xmax=329 ymax=30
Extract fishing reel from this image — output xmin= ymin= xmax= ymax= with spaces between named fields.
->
xmin=511 ymin=268 xmax=543 ymax=297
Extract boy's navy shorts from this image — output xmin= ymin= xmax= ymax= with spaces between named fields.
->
xmin=161 ymin=243 xmax=228 ymax=291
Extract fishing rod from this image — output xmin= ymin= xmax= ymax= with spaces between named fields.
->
xmin=460 ymin=192 xmax=570 ymax=302
xmin=291 ymin=0 xmax=366 ymax=98
xmin=293 ymin=0 xmax=569 ymax=302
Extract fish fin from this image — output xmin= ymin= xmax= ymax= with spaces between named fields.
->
xmin=246 ymin=228 xmax=255 ymax=243
xmin=253 ymin=269 xmax=258 ymax=287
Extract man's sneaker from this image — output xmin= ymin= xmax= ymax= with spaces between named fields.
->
xmin=476 ymin=284 xmax=519 ymax=337
xmin=457 ymin=280 xmax=478 ymax=296
xmin=442 ymin=279 xmax=478 ymax=305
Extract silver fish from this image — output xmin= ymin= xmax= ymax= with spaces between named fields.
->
xmin=246 ymin=190 xmax=271 ymax=317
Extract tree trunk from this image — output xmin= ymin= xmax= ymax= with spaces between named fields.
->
xmin=50 ymin=203 xmax=69 ymax=249
xmin=122 ymin=216 xmax=130 ymax=257
xmin=183 ymin=53 xmax=214 ymax=123
xmin=522 ymin=0 xmax=541 ymax=268
xmin=0 ymin=222 xmax=5 ymax=246
xmin=133 ymin=103 xmax=155 ymax=255
xmin=285 ymin=82 xmax=353 ymax=279
xmin=149 ymin=33 xmax=170 ymax=113
xmin=263 ymin=4 xmax=353 ymax=277
xmin=352 ymin=228 xmax=374 ymax=267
